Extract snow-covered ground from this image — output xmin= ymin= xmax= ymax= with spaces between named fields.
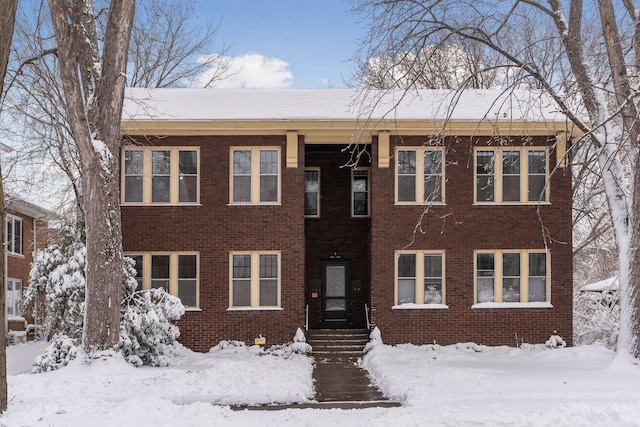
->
xmin=2 ymin=339 xmax=640 ymax=426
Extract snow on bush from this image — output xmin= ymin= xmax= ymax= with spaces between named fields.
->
xmin=364 ymin=326 xmax=382 ymax=353
xmin=288 ymin=328 xmax=312 ymax=354
xmin=574 ymin=285 xmax=619 ymax=348
xmin=25 ymin=226 xmax=186 ymax=371
xmin=545 ymin=333 xmax=567 ymax=349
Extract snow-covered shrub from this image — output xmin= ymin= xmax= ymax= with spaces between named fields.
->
xmin=545 ymin=333 xmax=567 ymax=349
xmin=574 ymin=286 xmax=619 ymax=348
xmin=288 ymin=328 xmax=312 ymax=354
xmin=32 ymin=335 xmax=80 ymax=373
xmin=364 ymin=326 xmax=382 ymax=353
xmin=25 ymin=225 xmax=186 ymax=370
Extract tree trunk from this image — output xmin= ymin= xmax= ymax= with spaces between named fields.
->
xmin=0 ymin=0 xmax=19 ymax=413
xmin=47 ymin=0 xmax=134 ymax=356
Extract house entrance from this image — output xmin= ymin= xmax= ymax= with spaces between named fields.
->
xmin=320 ymin=259 xmax=351 ymax=327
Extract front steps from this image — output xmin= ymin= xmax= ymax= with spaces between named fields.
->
xmin=307 ymin=329 xmax=370 ymax=362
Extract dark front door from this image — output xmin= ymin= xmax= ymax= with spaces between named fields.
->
xmin=321 ymin=259 xmax=351 ymax=327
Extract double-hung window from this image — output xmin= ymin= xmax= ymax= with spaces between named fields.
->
xmin=6 ymin=279 xmax=22 ymax=316
xmin=352 ymin=168 xmax=370 ymax=217
xmin=395 ymin=251 xmax=445 ymax=306
xmin=122 ymin=147 xmax=199 ymax=204
xmin=230 ymin=252 xmax=280 ymax=308
xmin=231 ymin=148 xmax=280 ymax=204
xmin=474 ymin=147 xmax=548 ymax=203
xmin=6 ymin=215 xmax=22 ymax=255
xmin=475 ymin=250 xmax=549 ymax=304
xmin=125 ymin=253 xmax=199 ymax=308
xmin=304 ymin=168 xmax=320 ymax=217
xmin=396 ymin=147 xmax=444 ymax=204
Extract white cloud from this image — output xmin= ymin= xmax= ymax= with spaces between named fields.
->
xmin=195 ymin=53 xmax=293 ymax=88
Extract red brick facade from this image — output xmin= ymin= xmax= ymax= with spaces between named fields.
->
xmin=121 ymin=130 xmax=572 ymax=351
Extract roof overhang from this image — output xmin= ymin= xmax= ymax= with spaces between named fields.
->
xmin=121 ymin=118 xmax=569 ymax=143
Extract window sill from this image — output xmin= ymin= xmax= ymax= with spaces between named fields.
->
xmin=227 ymin=203 xmax=281 ymax=207
xmin=184 ymin=307 xmax=202 ymax=312
xmin=8 ymin=252 xmax=25 ymax=259
xmin=121 ymin=203 xmax=202 ymax=207
xmin=472 ymin=302 xmax=553 ymax=309
xmin=394 ymin=202 xmax=447 ymax=207
xmin=392 ymin=303 xmax=449 ymax=310
xmin=473 ymin=202 xmax=551 ymax=206
xmin=226 ymin=307 xmax=283 ymax=312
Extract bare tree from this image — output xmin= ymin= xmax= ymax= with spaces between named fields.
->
xmin=46 ymin=0 xmax=134 ymax=355
xmin=0 ymin=0 xmax=19 ymax=413
xmin=354 ymin=0 xmax=640 ymax=359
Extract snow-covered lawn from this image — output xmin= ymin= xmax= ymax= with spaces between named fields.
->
xmin=2 ymin=340 xmax=640 ymax=426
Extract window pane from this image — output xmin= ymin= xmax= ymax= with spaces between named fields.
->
xmin=502 ymin=253 xmax=520 ymax=276
xmin=476 ymin=253 xmax=495 ymax=302
xmin=353 ymin=192 xmax=368 ymax=216
xmin=124 ymin=150 xmax=144 ymax=174
xmin=502 ymin=278 xmax=521 ymax=302
xmin=398 ymin=254 xmax=416 ymax=278
xmin=233 ymin=280 xmax=251 ymax=306
xmin=398 ymin=279 xmax=416 ymax=304
xmin=179 ymin=151 xmax=198 ymax=175
xmin=179 ymin=255 xmax=197 ymax=279
xmin=13 ymin=220 xmax=21 ymax=254
xmin=151 ymin=255 xmax=170 ymax=291
xmin=476 ymin=151 xmax=495 ymax=202
xmin=178 ymin=279 xmax=197 ymax=307
xmin=528 ymin=151 xmax=546 ymax=174
xmin=233 ymin=176 xmax=251 ymax=202
xmin=152 ymin=150 xmax=171 ymax=174
xmin=259 ymin=254 xmax=278 ymax=278
xmin=152 ymin=176 xmax=171 ymax=202
xmin=424 ymin=254 xmax=442 ymax=277
xmin=398 ymin=151 xmax=416 ymax=174
xmin=477 ymin=278 xmax=495 ymax=302
xmin=528 ymin=175 xmax=546 ymax=202
xmin=260 ymin=176 xmax=278 ymax=202
xmin=529 ymin=278 xmax=547 ymax=302
xmin=260 ymin=150 xmax=278 ymax=174
xmin=233 ymin=255 xmax=251 ymax=278
xmin=305 ymin=193 xmax=318 ymax=216
xmin=353 ymin=170 xmax=369 ymax=216
xmin=502 ymin=151 xmax=520 ymax=174
xmin=424 ymin=150 xmax=442 ymax=174
xmin=424 ymin=175 xmax=442 ymax=202
xmin=125 ymin=176 xmax=143 ymax=202
xmin=424 ymin=279 xmax=442 ymax=304
xmin=259 ymin=279 xmax=278 ymax=306
xmin=398 ymin=176 xmax=416 ymax=202
xmin=179 ymin=175 xmax=198 ymax=203
xmin=529 ymin=253 xmax=546 ymax=276
xmin=502 ymin=151 xmax=520 ymax=201
xmin=232 ymin=151 xmax=251 ymax=174
xmin=7 ymin=220 xmax=13 ymax=251
xmin=131 ymin=255 xmax=143 ymax=291
xmin=304 ymin=170 xmax=319 ymax=216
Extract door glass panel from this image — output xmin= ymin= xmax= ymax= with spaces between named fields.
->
xmin=325 ymin=299 xmax=346 ymax=311
xmin=326 ymin=266 xmax=345 ymax=297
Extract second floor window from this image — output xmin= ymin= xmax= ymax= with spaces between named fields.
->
xmin=6 ymin=215 xmax=22 ymax=255
xmin=122 ymin=147 xmax=199 ymax=204
xmin=304 ymin=168 xmax=320 ymax=217
xmin=475 ymin=148 xmax=548 ymax=204
xmin=396 ymin=147 xmax=444 ymax=204
xmin=231 ymin=147 xmax=280 ymax=204
xmin=352 ymin=168 xmax=370 ymax=217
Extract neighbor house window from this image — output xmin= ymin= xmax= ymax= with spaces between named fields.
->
xmin=304 ymin=168 xmax=320 ymax=217
xmin=124 ymin=252 xmax=199 ymax=308
xmin=230 ymin=252 xmax=280 ymax=308
xmin=6 ymin=279 xmax=22 ymax=316
xmin=122 ymin=147 xmax=199 ymax=204
xmin=6 ymin=215 xmax=22 ymax=255
xmin=352 ymin=168 xmax=370 ymax=217
xmin=396 ymin=147 xmax=444 ymax=204
xmin=395 ymin=251 xmax=445 ymax=305
xmin=231 ymin=147 xmax=280 ymax=204
xmin=475 ymin=250 xmax=548 ymax=304
xmin=475 ymin=147 xmax=548 ymax=203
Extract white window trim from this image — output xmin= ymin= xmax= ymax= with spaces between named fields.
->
xmin=229 ymin=147 xmax=281 ymax=205
xmin=228 ymin=251 xmax=281 ymax=309
xmin=304 ymin=167 xmax=321 ymax=218
xmin=395 ymin=147 xmax=446 ymax=205
xmin=124 ymin=252 xmax=200 ymax=309
xmin=394 ymin=250 xmax=447 ymax=307
xmin=473 ymin=147 xmax=550 ymax=205
xmin=121 ymin=147 xmax=201 ymax=205
xmin=473 ymin=249 xmax=550 ymax=305
xmin=6 ymin=214 xmax=23 ymax=255
xmin=351 ymin=167 xmax=371 ymax=218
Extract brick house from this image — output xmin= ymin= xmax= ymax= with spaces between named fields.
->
xmin=121 ymin=88 xmax=573 ymax=352
xmin=5 ymin=197 xmax=50 ymax=336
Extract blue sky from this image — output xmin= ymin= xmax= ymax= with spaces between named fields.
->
xmin=192 ymin=0 xmax=366 ymax=88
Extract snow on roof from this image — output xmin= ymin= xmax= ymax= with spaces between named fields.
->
xmin=6 ymin=196 xmax=51 ymax=220
xmin=580 ymin=276 xmax=619 ymax=292
xmin=123 ymin=88 xmax=565 ymax=123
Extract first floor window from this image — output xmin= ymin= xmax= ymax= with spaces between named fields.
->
xmin=396 ymin=251 xmax=445 ymax=305
xmin=231 ymin=147 xmax=280 ymax=204
xmin=231 ymin=252 xmax=280 ymax=308
xmin=304 ymin=168 xmax=320 ymax=217
xmin=122 ymin=147 xmax=200 ymax=204
xmin=125 ymin=252 xmax=199 ymax=308
xmin=6 ymin=279 xmax=22 ymax=316
xmin=6 ymin=215 xmax=22 ymax=255
xmin=475 ymin=250 xmax=548 ymax=303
